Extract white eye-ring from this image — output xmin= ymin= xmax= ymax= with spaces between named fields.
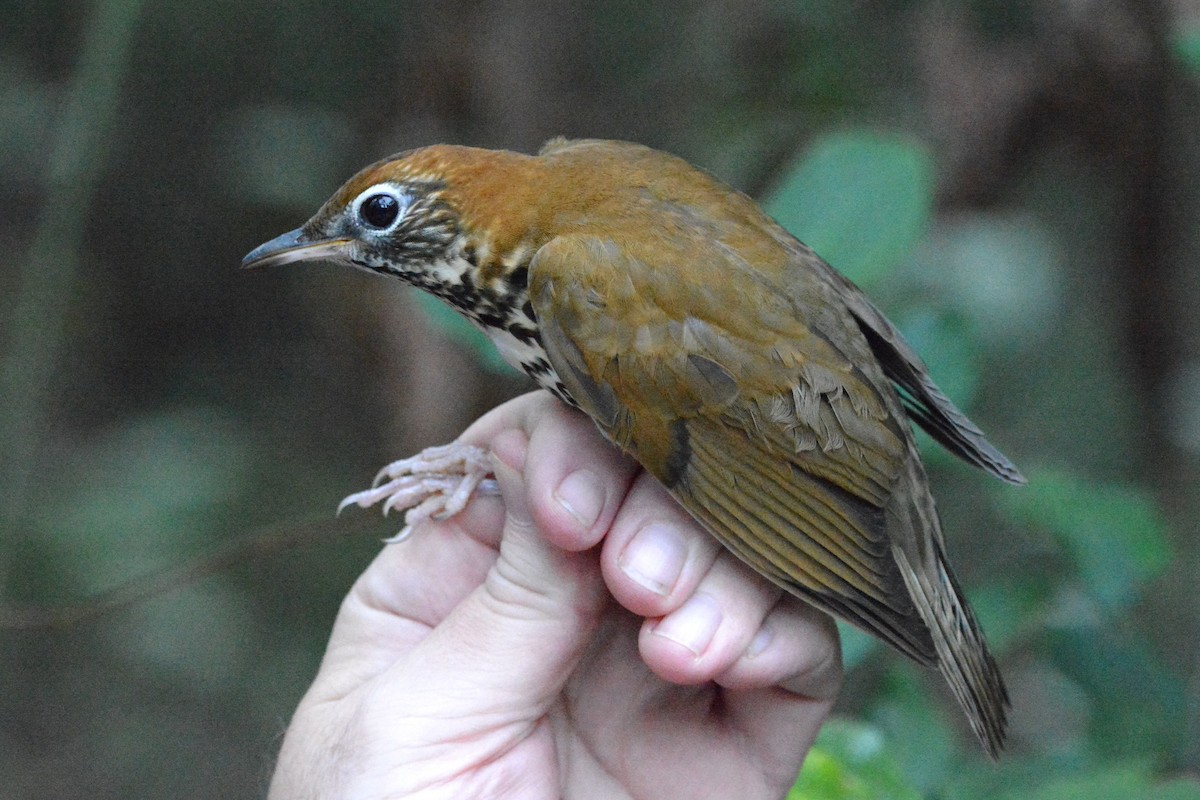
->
xmin=351 ymin=183 xmax=412 ymax=233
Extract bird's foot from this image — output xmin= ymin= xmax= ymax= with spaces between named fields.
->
xmin=337 ymin=443 xmax=497 ymax=543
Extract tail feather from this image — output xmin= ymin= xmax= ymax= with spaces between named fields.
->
xmin=893 ymin=545 xmax=1010 ymax=758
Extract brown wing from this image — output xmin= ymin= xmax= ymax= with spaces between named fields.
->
xmin=530 ymin=228 xmax=1011 ymax=755
xmin=827 ymin=272 xmax=1026 ymax=486
xmin=529 ymin=232 xmax=938 ymax=664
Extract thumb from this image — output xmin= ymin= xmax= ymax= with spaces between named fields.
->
xmin=403 ymin=428 xmax=608 ymax=713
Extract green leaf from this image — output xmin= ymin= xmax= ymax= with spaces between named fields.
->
xmin=789 ymin=718 xmax=923 ymax=800
xmin=999 ymin=467 xmax=1169 ymax=612
xmin=764 ymin=131 xmax=935 ymax=287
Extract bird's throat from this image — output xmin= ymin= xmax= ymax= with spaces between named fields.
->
xmin=397 ymin=242 xmax=574 ymax=405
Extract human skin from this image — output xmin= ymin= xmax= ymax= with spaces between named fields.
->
xmin=268 ymin=391 xmax=842 ymax=800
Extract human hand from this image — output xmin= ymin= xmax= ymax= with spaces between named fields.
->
xmin=268 ymin=391 xmax=841 ymax=800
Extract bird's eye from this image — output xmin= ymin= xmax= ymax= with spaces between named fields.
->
xmin=359 ymin=193 xmax=402 ymax=229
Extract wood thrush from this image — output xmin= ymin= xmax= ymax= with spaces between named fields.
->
xmin=243 ymin=138 xmax=1025 ymax=757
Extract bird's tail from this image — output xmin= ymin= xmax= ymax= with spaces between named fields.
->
xmin=892 ymin=543 xmax=1010 ymax=758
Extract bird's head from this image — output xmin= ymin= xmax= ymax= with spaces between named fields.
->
xmin=242 ymin=144 xmax=539 ymax=282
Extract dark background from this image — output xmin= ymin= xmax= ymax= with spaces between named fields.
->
xmin=2 ymin=1 xmax=1198 ymax=797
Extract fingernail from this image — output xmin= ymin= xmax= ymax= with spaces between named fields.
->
xmin=619 ymin=523 xmax=686 ymax=596
xmin=554 ymin=470 xmax=603 ymax=531
xmin=653 ymin=592 xmax=721 ymax=656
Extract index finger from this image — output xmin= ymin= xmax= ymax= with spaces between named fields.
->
xmin=461 ymin=391 xmax=641 ymax=552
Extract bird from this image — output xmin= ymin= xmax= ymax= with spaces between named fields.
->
xmin=242 ymin=137 xmax=1025 ymax=757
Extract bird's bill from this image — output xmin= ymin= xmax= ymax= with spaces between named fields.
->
xmin=241 ymin=228 xmax=353 ymax=270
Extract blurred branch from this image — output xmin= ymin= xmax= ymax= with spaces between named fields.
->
xmin=0 ymin=515 xmax=369 ymax=630
xmin=0 ymin=0 xmax=144 ymax=542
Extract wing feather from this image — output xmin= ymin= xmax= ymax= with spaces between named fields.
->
xmin=530 ymin=233 xmax=933 ymax=655
xmin=529 ymin=224 xmax=1008 ymax=752
xmin=836 ymin=283 xmax=1027 ymax=486
xmin=682 ymin=420 xmax=937 ymax=662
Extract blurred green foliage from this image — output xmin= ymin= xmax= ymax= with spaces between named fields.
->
xmin=790 ymin=719 xmax=924 ymax=800
xmin=765 ymin=132 xmax=935 ymax=288
xmin=1003 ymin=468 xmax=1169 ymax=613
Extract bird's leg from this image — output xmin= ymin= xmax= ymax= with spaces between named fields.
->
xmin=337 ymin=443 xmax=498 ymax=543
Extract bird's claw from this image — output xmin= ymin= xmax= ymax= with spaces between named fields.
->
xmin=338 ymin=442 xmax=498 ymax=542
